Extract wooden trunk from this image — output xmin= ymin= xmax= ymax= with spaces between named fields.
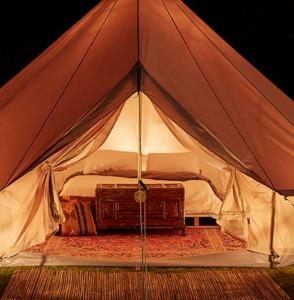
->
xmin=95 ymin=183 xmax=185 ymax=235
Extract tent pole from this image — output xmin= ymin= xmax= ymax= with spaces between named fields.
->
xmin=136 ymin=61 xmax=143 ymax=181
xmin=137 ymin=90 xmax=143 ymax=181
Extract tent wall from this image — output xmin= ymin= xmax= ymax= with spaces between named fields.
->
xmin=235 ymin=173 xmax=294 ymax=257
xmin=217 ymin=170 xmax=294 ymax=258
xmin=0 ymin=164 xmax=58 ymax=257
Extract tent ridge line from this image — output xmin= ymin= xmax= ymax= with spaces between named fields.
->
xmin=172 ymin=0 xmax=294 ymax=127
xmin=141 ymin=66 xmax=264 ymax=185
xmin=162 ymin=0 xmax=275 ymax=190
xmin=3 ymin=0 xmax=120 ymax=189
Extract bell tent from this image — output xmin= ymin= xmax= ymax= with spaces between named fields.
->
xmin=0 ymin=0 xmax=294 ymax=266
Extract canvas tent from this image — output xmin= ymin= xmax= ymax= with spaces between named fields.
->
xmin=0 ymin=0 xmax=294 ymax=265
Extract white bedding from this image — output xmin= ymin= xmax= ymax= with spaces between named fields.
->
xmin=60 ymin=175 xmax=222 ymax=217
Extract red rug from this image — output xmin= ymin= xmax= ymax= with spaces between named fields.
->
xmin=25 ymin=227 xmax=246 ymax=259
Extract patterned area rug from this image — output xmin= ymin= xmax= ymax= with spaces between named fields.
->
xmin=24 ymin=227 xmax=246 ymax=259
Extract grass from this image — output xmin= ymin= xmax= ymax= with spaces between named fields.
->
xmin=0 ymin=266 xmax=293 ymax=298
xmin=267 ymin=266 xmax=294 ymax=299
xmin=0 ymin=268 xmax=15 ymax=298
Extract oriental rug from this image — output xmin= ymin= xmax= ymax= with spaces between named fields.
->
xmin=24 ymin=227 xmax=246 ymax=260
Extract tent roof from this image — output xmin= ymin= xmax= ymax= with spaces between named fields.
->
xmin=0 ymin=0 xmax=293 ymax=195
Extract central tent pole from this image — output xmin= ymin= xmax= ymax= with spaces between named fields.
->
xmin=137 ymin=90 xmax=143 ymax=181
xmin=134 ymin=64 xmax=148 ymax=299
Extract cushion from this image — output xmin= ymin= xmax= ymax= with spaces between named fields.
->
xmin=75 ymin=202 xmax=97 ymax=236
xmin=60 ymin=202 xmax=80 ymax=236
xmin=83 ymin=150 xmax=138 ymax=174
xmin=146 ymin=152 xmax=199 ymax=173
xmin=60 ymin=200 xmax=97 ymax=236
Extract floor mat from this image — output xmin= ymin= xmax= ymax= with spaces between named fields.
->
xmin=24 ymin=227 xmax=246 ymax=259
xmin=1 ymin=268 xmax=290 ymax=300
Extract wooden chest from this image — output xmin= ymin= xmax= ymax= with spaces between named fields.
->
xmin=95 ymin=183 xmax=185 ymax=235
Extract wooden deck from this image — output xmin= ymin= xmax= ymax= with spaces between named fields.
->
xmin=1 ymin=268 xmax=289 ymax=299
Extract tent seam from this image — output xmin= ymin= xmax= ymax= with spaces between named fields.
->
xmin=4 ymin=0 xmax=119 ymax=189
xmin=173 ymin=0 xmax=293 ymax=127
xmin=136 ymin=0 xmax=142 ymax=91
xmin=137 ymin=0 xmax=140 ymax=64
xmin=162 ymin=0 xmax=274 ymax=189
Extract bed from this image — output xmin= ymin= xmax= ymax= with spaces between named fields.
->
xmin=60 ymin=174 xmax=222 ymax=217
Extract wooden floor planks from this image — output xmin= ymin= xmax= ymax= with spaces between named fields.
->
xmin=1 ymin=268 xmax=290 ymax=299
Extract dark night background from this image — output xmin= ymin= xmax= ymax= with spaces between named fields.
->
xmin=0 ymin=0 xmax=293 ymax=99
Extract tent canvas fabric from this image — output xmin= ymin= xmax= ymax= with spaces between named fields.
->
xmin=0 ymin=0 xmax=294 ymax=263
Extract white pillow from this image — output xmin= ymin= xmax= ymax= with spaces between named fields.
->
xmin=146 ymin=152 xmax=199 ymax=173
xmin=83 ymin=150 xmax=138 ymax=174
